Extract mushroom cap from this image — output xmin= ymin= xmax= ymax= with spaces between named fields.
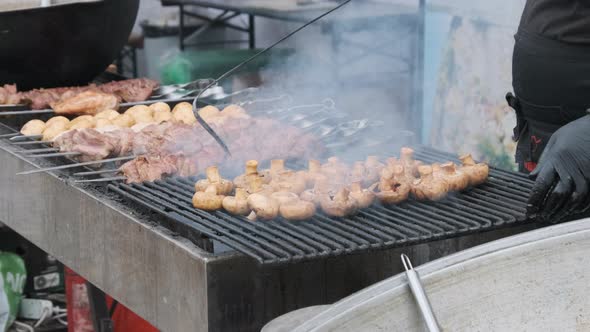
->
xmin=271 ymin=191 xmax=299 ymax=205
xmin=319 ymin=188 xmax=358 ymax=217
xmin=192 ymin=186 xmax=224 ymax=211
xmin=222 ymin=195 xmax=250 ymax=216
xmin=280 ymin=200 xmax=316 ymax=221
xmin=247 ymin=193 xmax=279 ymax=220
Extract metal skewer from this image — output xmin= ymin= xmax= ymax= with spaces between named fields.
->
xmin=401 ymin=254 xmax=441 ymax=332
xmin=19 ymin=147 xmax=60 ymax=154
xmin=27 ymin=151 xmax=81 ymax=158
xmin=12 ymin=140 xmax=52 ymax=145
xmin=0 ymin=133 xmax=20 ymax=138
xmin=10 ymin=134 xmax=42 ymax=141
xmin=73 ymin=176 xmax=127 ymax=183
xmin=17 ymin=155 xmax=137 ymax=175
xmin=73 ymin=169 xmax=119 ymax=177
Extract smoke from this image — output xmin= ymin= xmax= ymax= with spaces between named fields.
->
xmin=220 ymin=1 xmax=421 ymax=162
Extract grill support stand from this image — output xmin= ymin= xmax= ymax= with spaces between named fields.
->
xmin=0 ymin=139 xmax=539 ymax=331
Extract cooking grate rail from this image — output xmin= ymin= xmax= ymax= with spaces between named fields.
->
xmin=108 ymin=146 xmax=533 ymax=265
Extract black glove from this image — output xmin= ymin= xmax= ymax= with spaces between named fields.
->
xmin=528 ymin=114 xmax=590 ymax=222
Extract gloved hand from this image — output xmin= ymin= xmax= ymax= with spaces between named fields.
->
xmin=528 ymin=114 xmax=590 ymax=222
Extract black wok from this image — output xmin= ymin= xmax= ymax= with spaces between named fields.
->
xmin=0 ymin=0 xmax=140 ymax=90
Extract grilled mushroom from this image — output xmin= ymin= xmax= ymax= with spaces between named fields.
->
xmin=280 ymin=199 xmax=316 ymax=221
xmin=271 ymin=191 xmax=299 ymax=205
xmin=192 ymin=185 xmax=224 ymax=211
xmin=459 ymin=154 xmax=489 ymax=186
xmin=234 ymin=160 xmax=271 ymax=191
xmin=222 ymin=188 xmax=250 ymax=216
xmin=195 ymin=165 xmax=234 ymax=195
xmin=321 ymin=157 xmax=349 ymax=186
xmin=349 ymin=181 xmax=375 ymax=209
xmin=364 ymin=156 xmax=385 ymax=185
xmin=319 ymin=188 xmax=358 ymax=217
xmin=412 ymin=165 xmax=449 ymax=201
xmin=247 ymin=193 xmax=279 ymax=220
xmin=304 ymin=159 xmax=322 ymax=187
xmin=438 ymin=162 xmax=470 ymax=191
xmin=270 ymin=170 xmax=307 ymax=194
xmin=375 ymin=165 xmax=411 ymax=205
xmin=347 ymin=161 xmax=366 ymax=184
xmin=400 ymin=147 xmax=422 ymax=180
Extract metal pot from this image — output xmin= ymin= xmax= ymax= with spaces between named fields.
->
xmin=263 ymin=218 xmax=590 ymax=331
xmin=0 ymin=0 xmax=139 ymax=90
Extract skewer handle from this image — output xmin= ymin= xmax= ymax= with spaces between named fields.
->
xmin=401 ymin=254 xmax=441 ymax=332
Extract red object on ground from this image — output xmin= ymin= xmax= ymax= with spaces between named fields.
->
xmin=65 ymin=267 xmax=158 ymax=332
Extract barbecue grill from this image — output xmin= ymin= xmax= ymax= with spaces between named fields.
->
xmin=0 ymin=85 xmax=540 ymax=331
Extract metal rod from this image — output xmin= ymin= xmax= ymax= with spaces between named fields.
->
xmin=17 ymin=155 xmax=137 ymax=175
xmin=73 ymin=176 xmax=127 ymax=183
xmin=0 ymin=132 xmax=19 ymax=138
xmin=0 ymin=109 xmax=55 ymax=116
xmin=27 ymin=151 xmax=80 ymax=158
xmin=401 ymin=254 xmax=441 ymax=332
xmin=73 ymin=169 xmax=119 ymax=177
xmin=20 ymin=147 xmax=60 ymax=154
xmin=10 ymin=135 xmax=42 ymax=141
xmin=12 ymin=140 xmax=52 ymax=145
xmin=191 ymin=0 xmax=352 ymax=157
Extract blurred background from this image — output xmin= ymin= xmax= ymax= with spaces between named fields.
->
xmin=125 ymin=0 xmax=527 ymax=170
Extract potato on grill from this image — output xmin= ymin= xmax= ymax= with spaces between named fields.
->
xmin=149 ymin=102 xmax=171 ymax=114
xmin=45 ymin=116 xmax=70 ymax=128
xmin=94 ymin=109 xmax=120 ymax=121
xmin=20 ymin=119 xmax=46 ymax=136
xmin=111 ymin=113 xmax=135 ymax=128
xmin=172 ymin=102 xmax=197 ymax=125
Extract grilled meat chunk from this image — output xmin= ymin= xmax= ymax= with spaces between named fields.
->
xmin=50 ymin=90 xmax=119 ymax=115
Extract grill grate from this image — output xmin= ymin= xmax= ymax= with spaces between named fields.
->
xmin=108 ymin=146 xmax=533 ymax=266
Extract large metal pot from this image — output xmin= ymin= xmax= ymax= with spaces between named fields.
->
xmin=263 ymin=218 xmax=590 ymax=331
xmin=0 ymin=0 xmax=139 ymax=90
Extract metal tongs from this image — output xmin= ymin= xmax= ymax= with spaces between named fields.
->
xmin=401 ymin=254 xmax=441 ymax=332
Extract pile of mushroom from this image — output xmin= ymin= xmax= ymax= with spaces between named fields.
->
xmin=192 ymin=149 xmax=490 ymax=221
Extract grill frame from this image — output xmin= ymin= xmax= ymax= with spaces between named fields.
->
xmin=108 ymin=145 xmax=534 ymax=266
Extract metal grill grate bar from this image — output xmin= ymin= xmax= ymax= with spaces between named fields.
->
xmin=109 ymin=146 xmax=533 ymax=265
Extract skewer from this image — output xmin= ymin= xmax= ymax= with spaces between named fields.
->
xmin=73 ymin=169 xmax=119 ymax=176
xmin=27 ymin=151 xmax=80 ymax=158
xmin=0 ymin=94 xmax=213 ymax=117
xmin=0 ymin=109 xmax=55 ymax=116
xmin=10 ymin=135 xmax=42 ymax=141
xmin=0 ymin=133 xmax=20 ymax=138
xmin=73 ymin=176 xmax=127 ymax=183
xmin=401 ymin=254 xmax=441 ymax=332
xmin=12 ymin=140 xmax=52 ymax=145
xmin=19 ymin=147 xmax=60 ymax=154
xmin=17 ymin=155 xmax=137 ymax=175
